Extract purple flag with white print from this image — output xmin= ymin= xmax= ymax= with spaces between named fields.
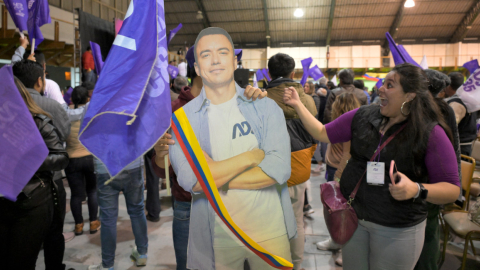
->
xmin=4 ymin=0 xmax=28 ymax=32
xmin=463 ymin=59 xmax=479 ymax=75
xmin=0 ymin=65 xmax=48 ymax=201
xmin=168 ymin=64 xmax=179 ymax=78
xmin=300 ymin=57 xmax=313 ymax=86
xmin=90 ymin=41 xmax=105 ymax=76
xmin=27 ymin=0 xmax=51 ymax=49
xmin=79 ymin=0 xmax=172 ymax=179
xmin=309 ymin=65 xmax=324 ymax=81
xmin=167 ymin=23 xmax=182 ymax=46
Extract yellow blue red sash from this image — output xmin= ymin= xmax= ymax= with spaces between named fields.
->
xmin=171 ymin=107 xmax=293 ymax=270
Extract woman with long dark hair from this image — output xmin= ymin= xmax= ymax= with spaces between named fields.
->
xmin=65 ymin=86 xmax=100 ymax=235
xmin=0 ymin=77 xmax=69 ymax=270
xmin=283 ymin=63 xmax=460 ymax=270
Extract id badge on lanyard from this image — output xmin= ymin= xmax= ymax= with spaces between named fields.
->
xmin=367 ymin=133 xmax=385 ymax=185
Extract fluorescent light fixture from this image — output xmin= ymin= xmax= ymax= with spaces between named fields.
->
xmin=340 ymin=41 xmax=352 ymax=43
xmin=280 ymin=42 xmax=293 ymax=45
xmin=303 ymin=42 xmax=315 ymax=45
xmin=423 ymin=38 xmax=437 ymax=41
xmin=464 ymin=37 xmax=478 ymax=41
xmin=402 ymin=39 xmax=416 ymax=42
xmin=362 ymin=40 xmax=376 ymax=43
xmin=246 ymin=43 xmax=257 ymax=46
xmin=405 ymin=0 xmax=415 ymax=8
xmin=294 ymin=8 xmax=304 ymax=18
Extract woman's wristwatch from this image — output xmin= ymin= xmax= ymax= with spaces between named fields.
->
xmin=414 ymin=183 xmax=428 ymax=200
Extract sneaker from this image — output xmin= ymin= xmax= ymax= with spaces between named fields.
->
xmin=316 ymin=237 xmax=342 ymax=251
xmin=87 ymin=265 xmax=114 ymax=270
xmin=130 ymin=246 xmax=147 ymax=266
xmin=303 ymin=204 xmax=315 ymax=216
xmin=312 ymin=164 xmax=325 ymax=173
xmin=335 ymin=252 xmax=343 ymax=266
xmin=74 ymin=223 xmax=84 ymax=236
xmin=90 ymin=220 xmax=101 ymax=234
xmin=63 ymin=232 xmax=75 ymax=243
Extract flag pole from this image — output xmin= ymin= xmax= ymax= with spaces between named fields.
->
xmin=31 ymin=38 xmax=35 ymax=55
xmin=165 ymin=155 xmax=171 ymax=196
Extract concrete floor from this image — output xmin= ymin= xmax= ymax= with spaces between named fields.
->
xmin=36 ymin=166 xmax=480 ymax=270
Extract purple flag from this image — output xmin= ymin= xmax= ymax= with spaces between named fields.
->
xmin=167 ymin=23 xmax=182 ymax=46
xmin=300 ymin=57 xmax=313 ymax=86
xmin=79 ymin=0 xmax=171 ymax=179
xmin=308 ymin=65 xmax=324 ymax=81
xmin=386 ymin=32 xmax=421 ymax=68
xmin=186 ymin=46 xmax=195 ymax=68
xmin=4 ymin=0 xmax=28 ymax=33
xmin=375 ymin=78 xmax=384 ymax=90
xmin=89 ymin=41 xmax=104 ymax=76
xmin=463 ymin=59 xmax=479 ymax=75
xmin=262 ymin=68 xmax=271 ymax=81
xmin=253 ymin=73 xmax=258 ymax=88
xmin=0 ymin=65 xmax=48 ymax=201
xmin=256 ymin=69 xmax=264 ymax=81
xmin=235 ymin=49 xmax=243 ymax=61
xmin=27 ymin=0 xmax=51 ymax=49
xmin=63 ymin=87 xmax=73 ymax=104
xmin=168 ymin=65 xmax=179 ymax=78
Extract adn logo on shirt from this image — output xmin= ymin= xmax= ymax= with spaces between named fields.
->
xmin=232 ymin=121 xmax=254 ymax=139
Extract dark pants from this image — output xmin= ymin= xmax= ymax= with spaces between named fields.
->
xmin=460 ymin=144 xmax=472 ymax=156
xmin=43 ymin=178 xmax=67 ymax=270
xmin=0 ymin=195 xmax=53 ymax=270
xmin=326 ymin=165 xmax=337 ymax=182
xmin=65 ymin=155 xmax=98 ymax=224
xmin=145 ymin=149 xmax=161 ymax=219
xmin=414 ymin=204 xmax=440 ymax=270
xmin=173 ymin=199 xmax=191 ymax=270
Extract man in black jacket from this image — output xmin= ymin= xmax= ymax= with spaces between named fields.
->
xmin=13 ymin=60 xmax=71 ymax=270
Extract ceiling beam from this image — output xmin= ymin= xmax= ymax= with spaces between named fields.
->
xmin=381 ymin=0 xmax=407 ymax=56
xmin=261 ymin=0 xmax=270 ymax=47
xmin=194 ymin=0 xmax=210 ymax=28
xmin=450 ymin=0 xmax=480 ymax=43
xmin=326 ymin=0 xmax=336 ymax=46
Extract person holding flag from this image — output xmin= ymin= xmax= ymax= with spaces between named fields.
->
xmin=169 ymin=27 xmax=295 ymax=270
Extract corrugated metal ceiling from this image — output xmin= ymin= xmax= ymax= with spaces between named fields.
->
xmin=164 ymin=0 xmax=480 ymax=48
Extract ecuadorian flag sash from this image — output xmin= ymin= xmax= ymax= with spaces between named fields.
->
xmin=171 ymin=107 xmax=293 ymax=270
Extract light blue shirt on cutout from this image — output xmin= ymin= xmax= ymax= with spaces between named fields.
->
xmin=169 ymin=83 xmax=296 ymax=270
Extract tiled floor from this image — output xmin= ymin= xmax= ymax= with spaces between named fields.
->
xmin=36 ymin=166 xmax=480 ymax=270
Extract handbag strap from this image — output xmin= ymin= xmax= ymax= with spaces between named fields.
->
xmin=348 ymin=123 xmax=407 ymax=201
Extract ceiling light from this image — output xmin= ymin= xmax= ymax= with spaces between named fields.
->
xmin=404 ymin=0 xmax=415 ymax=8
xmin=196 ymin=11 xmax=203 ymax=20
xmin=294 ymin=8 xmax=304 ymax=18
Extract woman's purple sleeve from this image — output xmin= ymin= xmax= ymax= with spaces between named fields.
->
xmin=325 ymin=108 xmax=359 ymax=144
xmin=425 ymin=125 xmax=460 ymax=186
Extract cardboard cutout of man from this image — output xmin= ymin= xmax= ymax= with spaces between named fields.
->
xmin=169 ymin=27 xmax=295 ymax=270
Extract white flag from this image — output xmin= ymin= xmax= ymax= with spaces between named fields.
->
xmin=420 ymin=55 xmax=429 ymax=69
xmin=253 ymin=73 xmax=258 ymax=88
xmin=457 ymin=69 xmax=480 ymax=113
xmin=332 ymin=75 xmax=337 ymax=86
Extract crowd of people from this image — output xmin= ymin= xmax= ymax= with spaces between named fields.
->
xmin=0 ymin=25 xmax=479 ymax=270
